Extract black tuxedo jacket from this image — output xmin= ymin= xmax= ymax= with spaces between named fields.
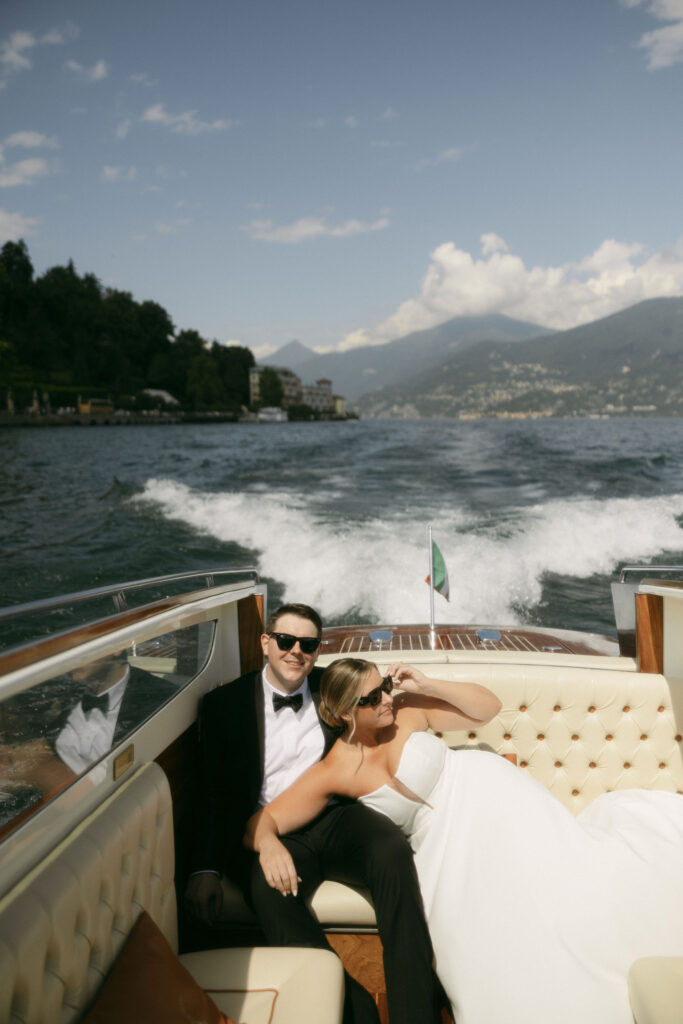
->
xmin=192 ymin=666 xmax=338 ymax=879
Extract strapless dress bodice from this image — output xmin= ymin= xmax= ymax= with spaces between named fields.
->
xmin=358 ymin=731 xmax=446 ymax=850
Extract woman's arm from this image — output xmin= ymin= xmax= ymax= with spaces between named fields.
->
xmin=244 ymin=757 xmax=340 ymax=896
xmin=389 ymin=663 xmax=502 ymax=733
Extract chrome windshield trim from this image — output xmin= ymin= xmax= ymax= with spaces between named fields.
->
xmin=0 ymin=568 xmax=259 ymax=623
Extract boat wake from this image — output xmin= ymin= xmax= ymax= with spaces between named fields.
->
xmin=134 ymin=479 xmax=683 ymax=626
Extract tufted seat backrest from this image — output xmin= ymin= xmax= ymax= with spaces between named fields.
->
xmin=0 ymin=762 xmax=175 ymax=1024
xmin=431 ymin=663 xmax=683 ymax=813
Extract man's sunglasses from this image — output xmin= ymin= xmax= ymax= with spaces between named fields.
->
xmin=268 ymin=632 xmax=321 ymax=655
xmin=356 ymin=675 xmax=394 ymax=708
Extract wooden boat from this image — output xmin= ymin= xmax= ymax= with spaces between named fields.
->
xmin=0 ymin=567 xmax=681 ymax=1023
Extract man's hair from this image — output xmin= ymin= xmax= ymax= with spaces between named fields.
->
xmin=265 ymin=602 xmax=323 ymax=637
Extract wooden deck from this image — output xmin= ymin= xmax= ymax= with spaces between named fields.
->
xmin=321 ymin=623 xmax=609 ymax=656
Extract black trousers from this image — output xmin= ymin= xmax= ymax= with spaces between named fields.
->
xmin=248 ymin=801 xmax=437 ymax=1024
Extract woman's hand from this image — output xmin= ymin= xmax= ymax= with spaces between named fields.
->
xmin=258 ymin=835 xmax=302 ymax=897
xmin=388 ymin=663 xmax=433 ymax=695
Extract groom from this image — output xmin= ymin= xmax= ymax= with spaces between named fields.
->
xmin=185 ymin=602 xmax=436 ymax=1024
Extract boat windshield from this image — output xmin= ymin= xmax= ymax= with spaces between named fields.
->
xmin=0 ymin=619 xmax=215 ymax=834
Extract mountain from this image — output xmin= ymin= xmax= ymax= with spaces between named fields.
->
xmin=356 ymin=297 xmax=683 ymax=419
xmin=262 ymin=339 xmax=315 ymax=369
xmin=265 ymin=314 xmax=548 ymax=400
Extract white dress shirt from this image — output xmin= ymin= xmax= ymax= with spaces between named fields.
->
xmin=258 ymin=668 xmax=325 ymax=807
xmin=55 ymin=668 xmax=129 ymax=774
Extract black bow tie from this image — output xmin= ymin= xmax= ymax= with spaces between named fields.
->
xmin=82 ymin=691 xmax=110 ymax=715
xmin=272 ymin=692 xmax=303 ymax=713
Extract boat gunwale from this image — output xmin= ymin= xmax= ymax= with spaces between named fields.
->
xmin=0 ymin=573 xmax=260 ymax=681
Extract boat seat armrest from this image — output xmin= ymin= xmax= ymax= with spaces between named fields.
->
xmin=629 ymin=957 xmax=683 ymax=1024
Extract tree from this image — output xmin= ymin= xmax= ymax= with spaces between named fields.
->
xmin=210 ymin=341 xmax=254 ymax=410
xmin=259 ymin=367 xmax=283 ymax=408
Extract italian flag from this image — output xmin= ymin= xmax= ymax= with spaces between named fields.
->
xmin=426 ymin=538 xmax=450 ymax=601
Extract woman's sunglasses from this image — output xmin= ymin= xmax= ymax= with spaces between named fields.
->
xmin=268 ymin=632 xmax=322 ymax=655
xmin=356 ymin=675 xmax=394 ymax=708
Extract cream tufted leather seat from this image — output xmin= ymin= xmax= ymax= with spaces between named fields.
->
xmin=0 ymin=762 xmax=344 ymax=1024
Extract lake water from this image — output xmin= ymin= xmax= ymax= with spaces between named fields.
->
xmin=2 ymin=417 xmax=683 ymax=641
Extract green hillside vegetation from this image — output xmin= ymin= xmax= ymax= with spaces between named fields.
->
xmin=0 ymin=240 xmax=254 ymax=414
xmin=358 ymin=297 xmax=683 ymax=419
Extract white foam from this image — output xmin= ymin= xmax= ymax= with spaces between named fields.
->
xmin=135 ymin=480 xmax=683 ymax=625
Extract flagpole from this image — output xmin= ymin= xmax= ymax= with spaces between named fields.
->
xmin=428 ymin=524 xmax=435 ymax=643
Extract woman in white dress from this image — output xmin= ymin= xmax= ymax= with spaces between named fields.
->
xmin=245 ymin=659 xmax=683 ymax=1024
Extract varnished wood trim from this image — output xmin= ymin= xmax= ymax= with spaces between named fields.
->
xmin=0 ymin=584 xmax=254 ymax=677
xmin=238 ymin=594 xmax=264 ymax=675
xmin=636 ymin=593 xmax=664 ymax=673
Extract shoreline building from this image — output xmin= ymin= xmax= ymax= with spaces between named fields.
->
xmin=249 ymin=366 xmax=344 ymax=415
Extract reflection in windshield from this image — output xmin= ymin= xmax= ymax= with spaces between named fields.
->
xmin=0 ymin=620 xmax=214 ymax=829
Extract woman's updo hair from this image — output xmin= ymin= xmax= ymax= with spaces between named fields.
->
xmin=319 ymin=658 xmax=377 ymax=733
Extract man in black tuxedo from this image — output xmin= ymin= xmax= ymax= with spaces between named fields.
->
xmin=185 ymin=603 xmax=436 ymax=1024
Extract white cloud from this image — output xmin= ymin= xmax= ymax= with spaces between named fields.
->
xmin=623 ymin=0 xmax=683 ymax=68
xmin=101 ymin=165 xmax=137 ymax=182
xmin=251 ymin=343 xmax=278 ymax=360
xmin=481 ymin=233 xmax=508 ymax=255
xmin=344 ymin=115 xmax=359 ymax=128
xmin=41 ymin=23 xmax=79 ymax=46
xmin=380 ymin=106 xmax=398 ymax=120
xmin=3 ymin=131 xmax=58 ymax=150
xmin=416 ymin=146 xmax=464 ymax=171
xmin=0 ymin=207 xmax=39 ymax=241
xmin=116 ymin=119 xmax=131 ymax=140
xmin=243 ymin=214 xmax=391 ymax=244
xmin=141 ymin=103 xmax=236 ymax=135
xmin=1 ymin=31 xmax=36 ymax=73
xmin=154 ymin=217 xmax=192 ymax=234
xmin=336 ymin=233 xmax=683 ymax=351
xmin=129 ymin=72 xmax=157 ymax=87
xmin=0 ymin=158 xmax=50 ymax=187
xmin=65 ymin=58 xmax=108 ymax=81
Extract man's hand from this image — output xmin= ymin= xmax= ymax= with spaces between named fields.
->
xmin=258 ymin=835 xmax=302 ymax=897
xmin=184 ymin=872 xmax=224 ymax=926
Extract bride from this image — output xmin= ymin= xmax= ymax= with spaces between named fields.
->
xmin=245 ymin=658 xmax=683 ymax=1023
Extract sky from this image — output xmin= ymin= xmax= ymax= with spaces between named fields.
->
xmin=1 ymin=0 xmax=683 ymax=360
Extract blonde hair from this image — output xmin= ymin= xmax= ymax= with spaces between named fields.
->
xmin=319 ymin=658 xmax=377 ymax=740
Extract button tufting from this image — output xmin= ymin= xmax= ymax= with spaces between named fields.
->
xmin=640 ymin=734 xmax=648 ymax=741
xmin=520 ymin=761 xmax=527 ymax=767
xmin=589 ymin=762 xmax=596 ymax=768
xmin=572 ymin=789 xmax=579 ymax=796
xmin=677 ymin=735 xmax=682 ymax=743
xmin=623 ymin=762 xmax=631 ymax=769
xmin=537 ymin=733 xmax=545 ymax=740
xmin=520 ymin=705 xmax=527 ymax=712
xmin=554 ymin=704 xmax=561 ymax=712
xmin=435 ymin=731 xmax=443 ymax=738
xmin=571 ymin=734 xmax=579 ymax=741
xmin=658 ymin=706 xmax=665 ymax=712
xmin=554 ymin=761 xmax=562 ymax=768
xmin=504 ymin=733 xmax=511 ymax=740
xmin=659 ymin=763 xmax=666 ymax=769
xmin=588 ymin=706 xmax=596 ymax=713
xmin=623 ymin=706 xmax=630 ymax=712
xmin=468 ymin=732 xmax=476 ymax=739
xmin=606 ymin=734 xmax=613 ymax=741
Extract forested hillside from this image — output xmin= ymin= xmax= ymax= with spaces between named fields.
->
xmin=0 ymin=240 xmax=254 ymax=413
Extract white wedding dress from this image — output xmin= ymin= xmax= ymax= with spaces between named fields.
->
xmin=359 ymin=730 xmax=683 ymax=1024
